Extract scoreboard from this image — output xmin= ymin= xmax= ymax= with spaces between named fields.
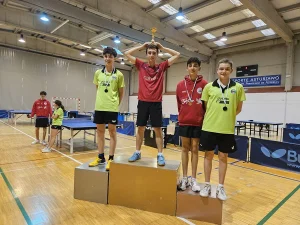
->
xmin=236 ymin=64 xmax=258 ymax=77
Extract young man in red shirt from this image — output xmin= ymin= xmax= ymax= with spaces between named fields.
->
xmin=176 ymin=57 xmax=207 ymax=192
xmin=125 ymin=42 xmax=180 ymax=166
xmin=30 ymin=91 xmax=52 ymax=145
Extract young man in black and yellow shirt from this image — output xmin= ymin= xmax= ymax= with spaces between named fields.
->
xmin=200 ymin=58 xmax=246 ymax=201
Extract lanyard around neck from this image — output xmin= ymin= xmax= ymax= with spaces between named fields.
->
xmin=218 ymin=80 xmax=230 ymax=106
xmin=184 ymin=76 xmax=198 ymax=102
xmin=104 ymin=68 xmax=114 ymax=89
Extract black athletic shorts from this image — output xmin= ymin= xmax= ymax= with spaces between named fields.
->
xmin=137 ymin=100 xmax=162 ymax=127
xmin=35 ymin=117 xmax=49 ymax=128
xmin=94 ymin=111 xmax=118 ymax=125
xmin=200 ymin=130 xmax=237 ymax=153
xmin=51 ymin=125 xmax=62 ymax=130
xmin=179 ymin=126 xmax=201 ymax=138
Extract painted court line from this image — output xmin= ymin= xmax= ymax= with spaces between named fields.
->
xmin=0 ymin=167 xmax=33 ymax=225
xmin=0 ymin=120 xmax=82 ymax=165
xmin=231 ymin=164 xmax=300 ymax=182
xmin=257 ymin=184 xmax=300 ymax=225
xmin=177 ymin=217 xmax=196 ymax=225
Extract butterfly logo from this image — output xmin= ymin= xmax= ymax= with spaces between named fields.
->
xmin=260 ymin=147 xmax=287 ymax=159
xmin=289 ymin=133 xmax=300 ymax=140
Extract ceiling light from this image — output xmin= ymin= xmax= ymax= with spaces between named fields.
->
xmin=160 ymin=4 xmax=178 ymax=15
xmin=230 ymin=0 xmax=243 ymax=6
xmin=176 ymin=7 xmax=184 ymax=20
xmin=158 ymin=51 xmax=164 ymax=57
xmin=242 ymin=9 xmax=255 ymax=18
xmin=220 ymin=32 xmax=227 ymax=41
xmin=80 ymin=44 xmax=91 ymax=49
xmin=80 ymin=51 xmax=85 ymax=56
xmin=203 ymin=33 xmax=216 ymax=40
xmin=94 ymin=48 xmax=103 ymax=53
xmin=18 ymin=34 xmax=25 ymax=43
xmin=214 ymin=41 xmax=226 ymax=46
xmin=121 ymin=59 xmax=125 ymax=65
xmin=40 ymin=13 xmax=49 ymax=22
xmin=252 ymin=19 xmax=266 ymax=28
xmin=261 ymin=28 xmax=276 ymax=36
xmin=191 ymin=25 xmax=205 ymax=32
xmin=114 ymin=36 xmax=121 ymax=44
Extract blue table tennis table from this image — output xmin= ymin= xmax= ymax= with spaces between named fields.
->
xmin=8 ymin=110 xmax=32 ymax=126
xmin=58 ymin=118 xmax=121 ymax=153
xmin=237 ymin=120 xmax=283 ymax=138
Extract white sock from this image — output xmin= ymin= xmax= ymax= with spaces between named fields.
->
xmin=135 ymin=150 xmax=141 ymax=154
xmin=218 ymin=184 xmax=224 ymax=187
xmin=158 ymin=152 xmax=163 ymax=156
xmin=191 ymin=177 xmax=197 ymax=181
xmin=205 ymin=182 xmax=210 ymax=185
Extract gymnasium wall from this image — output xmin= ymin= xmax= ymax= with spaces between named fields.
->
xmin=129 ymin=43 xmax=300 ymax=124
xmin=0 ymin=46 xmax=130 ymax=112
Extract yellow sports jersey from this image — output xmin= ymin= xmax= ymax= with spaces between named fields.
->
xmin=52 ymin=108 xmax=64 ymax=126
xmin=201 ymin=79 xmax=246 ymax=134
xmin=93 ymin=68 xmax=125 ymax=112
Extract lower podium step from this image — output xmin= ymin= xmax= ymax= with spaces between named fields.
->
xmin=74 ymin=161 xmax=108 ymax=204
xmin=176 ymin=184 xmax=223 ymax=225
xmin=108 ymin=156 xmax=181 ymax=216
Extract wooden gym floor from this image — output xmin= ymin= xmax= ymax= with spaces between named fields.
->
xmin=0 ymin=118 xmax=299 ymax=225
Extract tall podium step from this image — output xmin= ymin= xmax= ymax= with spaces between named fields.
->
xmin=74 ymin=161 xmax=109 ymax=204
xmin=108 ymin=156 xmax=180 ymax=216
xmin=176 ymin=184 xmax=223 ymax=225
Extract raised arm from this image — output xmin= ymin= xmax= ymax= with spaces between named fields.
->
xmin=156 ymin=43 xmax=180 ymax=66
xmin=124 ymin=42 xmax=150 ymax=64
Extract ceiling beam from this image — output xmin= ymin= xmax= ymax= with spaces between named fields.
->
xmin=215 ymin=37 xmax=285 ymax=55
xmin=2 ymin=0 xmax=8 ymax=6
xmin=88 ymin=32 xmax=114 ymax=45
xmin=189 ymin=17 xmax=258 ymax=38
xmin=239 ymin=0 xmax=293 ymax=42
xmin=200 ymin=25 xmax=268 ymax=43
xmin=277 ymin=2 xmax=300 ymax=14
xmin=212 ymin=35 xmax=279 ymax=50
xmin=176 ymin=5 xmax=246 ymax=30
xmin=144 ymin=0 xmax=174 ymax=13
xmin=160 ymin=0 xmax=221 ymax=23
xmin=11 ymin=0 xmax=212 ymax=60
xmin=50 ymin=19 xmax=69 ymax=34
xmin=285 ymin=16 xmax=300 ymax=24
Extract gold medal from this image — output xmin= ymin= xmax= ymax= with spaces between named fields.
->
xmin=188 ymin=102 xmax=192 ymax=106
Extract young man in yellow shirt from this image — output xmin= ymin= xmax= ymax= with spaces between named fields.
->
xmin=200 ymin=58 xmax=246 ymax=201
xmin=89 ymin=47 xmax=125 ymax=171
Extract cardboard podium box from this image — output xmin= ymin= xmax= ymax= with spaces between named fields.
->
xmin=74 ymin=161 xmax=109 ymax=204
xmin=108 ymin=156 xmax=180 ymax=216
xmin=176 ymin=184 xmax=223 ymax=225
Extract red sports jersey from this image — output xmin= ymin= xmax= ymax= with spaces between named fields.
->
xmin=176 ymin=75 xmax=207 ymax=126
xmin=31 ymin=99 xmax=52 ymax=118
xmin=135 ymin=58 xmax=169 ymax=102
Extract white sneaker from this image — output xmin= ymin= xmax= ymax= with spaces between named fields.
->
xmin=178 ymin=177 xmax=189 ymax=191
xmin=216 ymin=186 xmax=227 ymax=201
xmin=41 ymin=147 xmax=51 ymax=153
xmin=200 ymin=183 xmax=211 ymax=197
xmin=190 ymin=178 xmax=200 ymax=192
xmin=32 ymin=140 xmax=40 ymax=145
xmin=41 ymin=140 xmax=47 ymax=146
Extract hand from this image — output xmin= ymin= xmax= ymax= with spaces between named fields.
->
xmin=142 ymin=42 xmax=152 ymax=49
xmin=155 ymin=42 xmax=163 ymax=50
